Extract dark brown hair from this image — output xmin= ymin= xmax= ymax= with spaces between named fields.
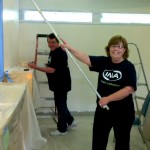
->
xmin=47 ymin=33 xmax=59 ymax=43
xmin=105 ymin=35 xmax=129 ymax=59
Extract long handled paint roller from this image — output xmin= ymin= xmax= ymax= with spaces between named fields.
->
xmin=30 ymin=0 xmax=109 ymax=110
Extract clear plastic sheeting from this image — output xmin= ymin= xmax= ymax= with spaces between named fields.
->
xmin=22 ymin=85 xmax=47 ymax=149
xmin=32 ymin=75 xmax=41 ymax=109
xmin=0 ymin=84 xmax=26 ymax=133
xmin=6 ymin=66 xmax=41 ymax=109
xmin=0 ymin=83 xmax=46 ymax=150
xmin=0 ymin=84 xmax=26 ymax=150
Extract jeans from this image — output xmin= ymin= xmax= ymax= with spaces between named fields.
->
xmin=54 ymin=91 xmax=74 ymax=132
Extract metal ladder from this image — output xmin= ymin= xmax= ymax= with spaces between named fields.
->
xmin=34 ymin=33 xmax=57 ymax=123
xmin=128 ymin=43 xmax=150 ymax=150
xmin=128 ymin=43 xmax=149 ymax=116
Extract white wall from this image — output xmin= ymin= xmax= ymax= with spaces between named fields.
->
xmin=18 ymin=23 xmax=150 ymax=112
xmin=19 ymin=0 xmax=150 ymax=13
xmin=18 ymin=0 xmax=150 ymax=112
xmin=3 ymin=0 xmax=19 ymax=70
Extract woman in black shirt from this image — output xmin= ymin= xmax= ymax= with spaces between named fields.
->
xmin=61 ymin=35 xmax=137 ymax=150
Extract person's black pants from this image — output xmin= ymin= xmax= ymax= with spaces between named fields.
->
xmin=92 ymin=105 xmax=134 ymax=150
xmin=54 ymin=91 xmax=74 ymax=132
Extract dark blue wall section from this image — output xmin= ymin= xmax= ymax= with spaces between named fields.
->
xmin=0 ymin=0 xmax=4 ymax=82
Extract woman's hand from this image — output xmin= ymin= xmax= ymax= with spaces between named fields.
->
xmin=60 ymin=38 xmax=73 ymax=51
xmin=99 ymin=97 xmax=110 ymax=107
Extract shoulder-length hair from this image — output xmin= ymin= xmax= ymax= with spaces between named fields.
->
xmin=105 ymin=35 xmax=129 ymax=59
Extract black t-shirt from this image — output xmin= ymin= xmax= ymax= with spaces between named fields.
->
xmin=46 ymin=47 xmax=71 ymax=92
xmin=89 ymin=56 xmax=137 ymax=112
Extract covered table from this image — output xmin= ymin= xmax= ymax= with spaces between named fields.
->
xmin=6 ymin=66 xmax=41 ymax=109
xmin=0 ymin=83 xmax=46 ymax=150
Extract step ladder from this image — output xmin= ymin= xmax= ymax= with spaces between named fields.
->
xmin=34 ymin=33 xmax=57 ymax=123
xmin=128 ymin=43 xmax=149 ymax=116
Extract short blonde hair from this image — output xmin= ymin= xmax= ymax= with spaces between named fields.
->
xmin=105 ymin=35 xmax=129 ymax=59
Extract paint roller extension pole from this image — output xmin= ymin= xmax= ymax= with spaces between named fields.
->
xmin=30 ymin=0 xmax=109 ymax=110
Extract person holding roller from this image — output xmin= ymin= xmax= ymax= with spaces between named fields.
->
xmin=61 ymin=35 xmax=137 ymax=150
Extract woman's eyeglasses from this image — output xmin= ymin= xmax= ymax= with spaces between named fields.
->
xmin=110 ymin=45 xmax=124 ymax=49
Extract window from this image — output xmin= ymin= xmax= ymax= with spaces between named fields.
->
xmin=21 ymin=11 xmax=150 ymax=25
xmin=101 ymin=13 xmax=150 ymax=24
xmin=23 ymin=11 xmax=92 ymax=23
xmin=3 ymin=10 xmax=18 ymax=21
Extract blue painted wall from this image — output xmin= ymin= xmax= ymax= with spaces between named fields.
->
xmin=0 ymin=0 xmax=3 ymax=82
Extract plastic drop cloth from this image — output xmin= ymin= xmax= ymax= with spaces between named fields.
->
xmin=6 ymin=66 xmax=41 ymax=109
xmin=0 ymin=83 xmax=46 ymax=150
xmin=0 ymin=84 xmax=26 ymax=150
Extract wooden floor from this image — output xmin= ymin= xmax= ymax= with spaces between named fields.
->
xmin=37 ymin=115 xmax=149 ymax=150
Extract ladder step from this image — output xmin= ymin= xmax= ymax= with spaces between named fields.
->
xmin=134 ymin=62 xmax=141 ymax=65
xmin=37 ymin=52 xmax=49 ymax=55
xmin=137 ymin=83 xmax=147 ymax=86
xmin=41 ymin=97 xmax=54 ymax=101
xmin=38 ymin=81 xmax=48 ymax=84
xmin=37 ymin=34 xmax=48 ymax=38
xmin=135 ymin=96 xmax=145 ymax=100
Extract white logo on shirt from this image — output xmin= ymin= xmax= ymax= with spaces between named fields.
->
xmin=102 ymin=70 xmax=122 ymax=81
xmin=48 ymin=56 xmax=51 ymax=65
